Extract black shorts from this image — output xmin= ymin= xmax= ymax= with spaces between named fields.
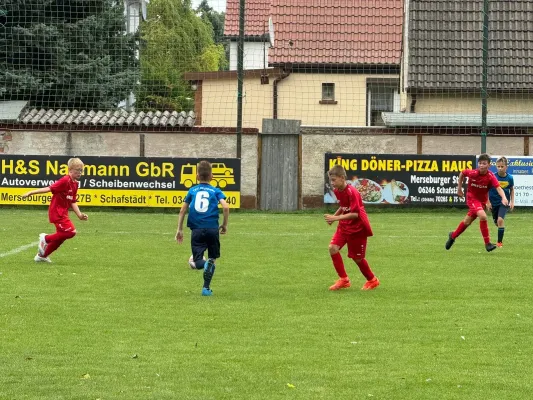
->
xmin=191 ymin=228 xmax=220 ymax=262
xmin=491 ymin=205 xmax=508 ymax=224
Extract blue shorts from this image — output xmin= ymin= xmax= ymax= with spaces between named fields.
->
xmin=491 ymin=205 xmax=508 ymax=224
xmin=191 ymin=228 xmax=220 ymax=262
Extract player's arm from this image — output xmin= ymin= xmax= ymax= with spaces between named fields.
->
xmin=176 ymin=202 xmax=189 ymax=244
xmin=21 ymin=186 xmax=51 ymax=198
xmin=219 ymin=199 xmax=229 ymax=234
xmin=495 ymin=186 xmax=509 ymax=206
xmin=510 ymin=179 xmax=515 ymax=210
xmin=71 ymin=202 xmax=88 ymax=220
xmin=324 ymin=207 xmax=343 ymax=225
xmin=457 ymin=171 xmax=465 ymax=198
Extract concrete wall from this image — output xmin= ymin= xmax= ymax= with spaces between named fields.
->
xmin=1 ymin=128 xmax=530 ymax=208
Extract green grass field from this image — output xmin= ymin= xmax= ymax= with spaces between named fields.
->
xmin=1 ymin=208 xmax=532 ymax=400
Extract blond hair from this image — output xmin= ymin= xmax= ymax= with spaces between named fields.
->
xmin=328 ymin=165 xmax=347 ymax=178
xmin=68 ymin=157 xmax=84 ymax=169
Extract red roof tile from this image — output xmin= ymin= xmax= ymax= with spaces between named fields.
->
xmin=225 ymin=0 xmax=404 ymax=65
xmin=224 ymin=0 xmax=271 ymax=37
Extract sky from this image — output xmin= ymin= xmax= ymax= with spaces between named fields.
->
xmin=191 ymin=0 xmax=227 ymax=13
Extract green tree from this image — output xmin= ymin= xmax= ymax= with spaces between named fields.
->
xmin=136 ymin=0 xmax=226 ymax=111
xmin=196 ymin=0 xmax=228 ymax=71
xmin=0 ymin=0 xmax=138 ymax=109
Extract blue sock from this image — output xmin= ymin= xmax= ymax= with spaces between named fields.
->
xmin=203 ymin=258 xmax=216 ymax=289
xmin=497 ymin=227 xmax=504 ymax=243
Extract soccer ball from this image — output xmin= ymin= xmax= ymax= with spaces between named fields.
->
xmin=188 ymin=255 xmax=206 ymax=269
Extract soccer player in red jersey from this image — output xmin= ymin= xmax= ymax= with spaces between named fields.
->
xmin=324 ymin=165 xmax=379 ymax=291
xmin=445 ymin=153 xmax=508 ymax=252
xmin=22 ymin=158 xmax=88 ymax=262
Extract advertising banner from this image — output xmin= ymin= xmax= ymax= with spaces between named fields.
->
xmin=324 ymin=153 xmax=476 ymax=205
xmin=488 ymin=155 xmax=533 ymax=207
xmin=0 ymin=155 xmax=240 ymax=208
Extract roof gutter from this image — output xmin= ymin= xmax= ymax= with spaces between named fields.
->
xmin=273 ymin=67 xmax=291 ymax=119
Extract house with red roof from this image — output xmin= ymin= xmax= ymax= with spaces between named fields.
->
xmin=185 ymin=0 xmax=404 ymax=129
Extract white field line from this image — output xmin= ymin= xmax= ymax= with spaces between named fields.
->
xmin=0 ymin=241 xmax=38 ymax=258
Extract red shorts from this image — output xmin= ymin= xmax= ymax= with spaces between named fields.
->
xmin=466 ymin=200 xmax=485 ymax=218
xmin=54 ymin=219 xmax=75 ymax=233
xmin=330 ymin=230 xmax=367 ymax=259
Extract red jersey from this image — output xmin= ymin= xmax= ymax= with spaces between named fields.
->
xmin=48 ymin=175 xmax=79 ymax=223
xmin=462 ymin=169 xmax=499 ymax=204
xmin=333 ymin=184 xmax=373 ymax=237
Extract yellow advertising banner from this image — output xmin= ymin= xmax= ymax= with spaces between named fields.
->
xmin=0 ymin=155 xmax=241 ymax=208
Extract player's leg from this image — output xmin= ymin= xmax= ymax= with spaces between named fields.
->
xmin=347 ymin=237 xmax=379 ymax=290
xmin=328 ymin=230 xmax=350 ymax=290
xmin=446 ymin=212 xmax=475 ymax=249
xmin=202 ymin=228 xmax=220 ymax=295
xmin=35 ymin=220 xmax=76 ymax=262
xmin=496 ymin=205 xmax=507 ymax=246
xmin=190 ymin=229 xmax=207 ymax=270
xmin=476 ymin=208 xmax=496 ymax=251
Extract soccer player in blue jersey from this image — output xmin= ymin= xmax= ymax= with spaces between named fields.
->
xmin=487 ymin=156 xmax=514 ymax=247
xmin=176 ymin=160 xmax=229 ymax=296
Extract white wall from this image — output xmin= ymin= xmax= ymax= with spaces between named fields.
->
xmin=229 ymin=41 xmax=269 ymax=71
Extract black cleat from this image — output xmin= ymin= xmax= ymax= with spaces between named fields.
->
xmin=445 ymin=232 xmax=455 ymax=250
xmin=485 ymin=243 xmax=497 ymax=252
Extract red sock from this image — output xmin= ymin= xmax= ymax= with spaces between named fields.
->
xmin=43 ymin=231 xmax=76 ymax=257
xmin=355 ymin=258 xmax=375 ymax=281
xmin=331 ymin=253 xmax=348 ymax=279
xmin=452 ymin=221 xmax=468 ymax=239
xmin=480 ymin=220 xmax=490 ymax=244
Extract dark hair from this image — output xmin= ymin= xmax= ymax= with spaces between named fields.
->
xmin=328 ymin=165 xmax=347 ymax=178
xmin=496 ymin=156 xmax=508 ymax=166
xmin=478 ymin=153 xmax=491 ymax=163
xmin=197 ymin=160 xmax=212 ymax=181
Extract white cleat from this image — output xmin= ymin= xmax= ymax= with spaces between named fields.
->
xmin=34 ymin=254 xmax=51 ymax=263
xmin=38 ymin=233 xmax=48 ymax=256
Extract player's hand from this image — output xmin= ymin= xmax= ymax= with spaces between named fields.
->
xmin=486 ymin=203 xmax=492 ymax=211
xmin=510 ymin=202 xmax=514 ymax=211
xmin=324 ymin=214 xmax=336 ymax=225
xmin=21 ymin=191 xmax=32 ymax=199
xmin=457 ymin=188 xmax=464 ymax=198
xmin=219 ymin=225 xmax=227 ymax=234
xmin=176 ymin=230 xmax=184 ymax=244
xmin=78 ymin=213 xmax=88 ymax=221
xmin=501 ymin=198 xmax=509 ymax=207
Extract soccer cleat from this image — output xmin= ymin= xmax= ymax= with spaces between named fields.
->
xmin=34 ymin=254 xmax=51 ymax=263
xmin=445 ymin=232 xmax=455 ymax=250
xmin=38 ymin=233 xmax=48 ymax=256
xmin=496 ymin=242 xmax=503 ymax=248
xmin=329 ymin=277 xmax=351 ymax=291
xmin=485 ymin=243 xmax=497 ymax=252
xmin=362 ymin=277 xmax=380 ymax=291
xmin=201 ymin=287 xmax=213 ymax=296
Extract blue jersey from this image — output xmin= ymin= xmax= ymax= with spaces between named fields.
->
xmin=488 ymin=173 xmax=514 ymax=206
xmin=185 ymin=183 xmax=226 ymax=229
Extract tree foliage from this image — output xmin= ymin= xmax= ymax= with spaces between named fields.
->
xmin=0 ymin=0 xmax=138 ymax=109
xmin=136 ymin=0 xmax=226 ymax=111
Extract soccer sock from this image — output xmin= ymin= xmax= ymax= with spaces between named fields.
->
xmin=355 ymin=258 xmax=375 ymax=281
xmin=43 ymin=239 xmax=65 ymax=257
xmin=331 ymin=252 xmax=348 ymax=279
xmin=43 ymin=231 xmax=76 ymax=257
xmin=498 ymin=227 xmax=505 ymax=243
xmin=203 ymin=258 xmax=216 ymax=289
xmin=452 ymin=221 xmax=468 ymax=239
xmin=480 ymin=220 xmax=490 ymax=244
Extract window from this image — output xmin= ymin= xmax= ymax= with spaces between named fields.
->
xmin=367 ymin=81 xmax=400 ymax=126
xmin=320 ymin=83 xmax=337 ymax=104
